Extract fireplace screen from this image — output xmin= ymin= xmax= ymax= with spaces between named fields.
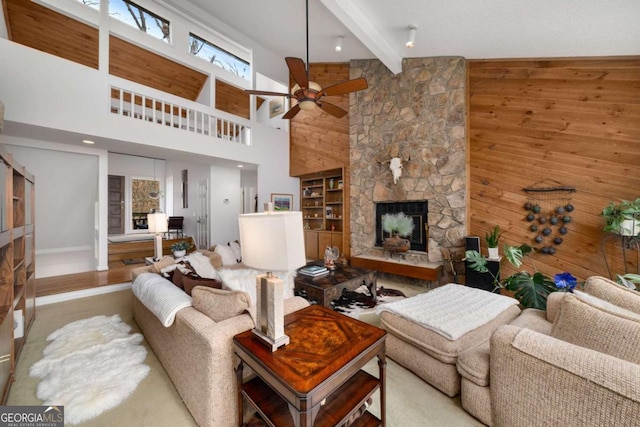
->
xmin=375 ymin=201 xmax=428 ymax=252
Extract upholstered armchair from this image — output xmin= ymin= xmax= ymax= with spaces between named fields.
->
xmin=489 ymin=279 xmax=640 ymax=427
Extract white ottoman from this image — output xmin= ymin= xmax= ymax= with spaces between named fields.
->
xmin=377 ymin=284 xmax=521 ymax=396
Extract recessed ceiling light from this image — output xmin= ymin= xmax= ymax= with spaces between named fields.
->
xmin=237 ymin=164 xmax=244 ymax=168
xmin=82 ymin=139 xmax=95 ymax=144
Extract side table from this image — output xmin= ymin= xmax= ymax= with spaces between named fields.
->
xmin=234 ymin=305 xmax=386 ymax=427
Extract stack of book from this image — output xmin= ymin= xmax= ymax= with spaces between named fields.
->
xmin=298 ymin=265 xmax=329 ymax=277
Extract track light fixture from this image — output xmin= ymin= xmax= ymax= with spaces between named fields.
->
xmin=335 ymin=36 xmax=343 ymax=52
xmin=406 ymin=25 xmax=417 ymax=48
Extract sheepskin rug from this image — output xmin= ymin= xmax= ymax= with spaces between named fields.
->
xmin=29 ymin=315 xmax=150 ymax=425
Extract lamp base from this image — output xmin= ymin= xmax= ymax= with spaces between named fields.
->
xmin=254 ymin=273 xmax=288 ymax=352
xmin=252 ymin=328 xmax=290 ymax=352
xmin=153 ymin=233 xmax=163 ymax=261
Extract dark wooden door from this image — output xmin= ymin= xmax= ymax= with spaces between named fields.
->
xmin=108 ymin=175 xmax=125 ymax=235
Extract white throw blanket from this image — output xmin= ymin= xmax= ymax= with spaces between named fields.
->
xmin=376 ymin=284 xmax=519 ymax=340
xmin=184 ymin=252 xmax=220 ymax=279
xmin=132 ymin=272 xmax=192 ymax=327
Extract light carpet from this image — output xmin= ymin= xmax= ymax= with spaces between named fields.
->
xmin=29 ymin=314 xmax=150 ymax=425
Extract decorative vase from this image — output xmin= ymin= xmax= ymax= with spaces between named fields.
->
xmin=173 ymin=249 xmax=186 ymax=258
xmin=329 ymin=178 xmax=334 ymax=189
xmin=488 ymin=247 xmax=499 ymax=260
xmin=383 ymin=234 xmax=410 ymax=255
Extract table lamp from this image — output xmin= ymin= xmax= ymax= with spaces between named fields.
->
xmin=238 ymin=209 xmax=306 ymax=351
xmin=147 ymin=212 xmax=168 ymax=261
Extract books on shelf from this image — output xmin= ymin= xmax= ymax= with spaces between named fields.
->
xmin=298 ymin=265 xmax=329 ymax=277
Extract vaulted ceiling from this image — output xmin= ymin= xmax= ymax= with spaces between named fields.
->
xmin=165 ymin=0 xmax=640 ymax=75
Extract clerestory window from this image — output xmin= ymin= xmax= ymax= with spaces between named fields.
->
xmin=189 ymin=33 xmax=250 ymax=81
xmin=77 ymin=0 xmax=171 ymax=43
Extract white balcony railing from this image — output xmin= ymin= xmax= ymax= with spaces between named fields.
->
xmin=109 ymin=86 xmax=251 ymax=145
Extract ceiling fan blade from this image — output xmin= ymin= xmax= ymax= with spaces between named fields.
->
xmin=282 ymin=104 xmax=301 ymax=119
xmin=321 ymin=78 xmax=368 ymax=96
xmin=317 ymin=101 xmax=348 ymax=118
xmin=244 ymin=90 xmax=291 ymax=98
xmin=285 ymin=57 xmax=309 ymax=89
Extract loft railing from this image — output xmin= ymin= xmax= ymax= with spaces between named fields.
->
xmin=109 ymin=86 xmax=251 ymax=145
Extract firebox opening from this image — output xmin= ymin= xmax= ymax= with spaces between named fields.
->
xmin=375 ymin=200 xmax=428 ymax=252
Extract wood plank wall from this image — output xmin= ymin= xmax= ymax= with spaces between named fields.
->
xmin=289 ymin=63 xmax=350 ymax=177
xmin=215 ymin=79 xmax=250 ymax=119
xmin=4 ymin=0 xmax=99 ymax=69
xmin=468 ymin=57 xmax=640 ymax=282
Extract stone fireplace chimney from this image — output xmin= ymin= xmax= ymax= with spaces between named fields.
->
xmin=349 ymin=57 xmax=467 ymax=275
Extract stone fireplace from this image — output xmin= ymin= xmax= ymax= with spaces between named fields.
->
xmin=375 ymin=201 xmax=428 ymax=252
xmin=349 ymin=57 xmax=467 ymax=281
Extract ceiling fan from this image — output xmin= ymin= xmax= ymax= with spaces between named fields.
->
xmin=244 ymin=0 xmax=368 ymax=119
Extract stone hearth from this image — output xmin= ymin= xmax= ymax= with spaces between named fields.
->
xmin=349 ymin=57 xmax=467 ymax=282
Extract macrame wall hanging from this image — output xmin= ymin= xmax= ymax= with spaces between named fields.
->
xmin=523 ymin=179 xmax=577 ymax=254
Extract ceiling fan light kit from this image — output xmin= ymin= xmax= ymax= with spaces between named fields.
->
xmin=244 ymin=0 xmax=367 ymax=119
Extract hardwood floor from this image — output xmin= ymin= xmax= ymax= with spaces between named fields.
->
xmin=35 ymin=261 xmax=142 ymax=297
xmin=36 ymin=236 xmax=196 ymax=297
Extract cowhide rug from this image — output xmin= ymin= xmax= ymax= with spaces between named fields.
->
xmin=332 ymin=285 xmax=406 ymax=319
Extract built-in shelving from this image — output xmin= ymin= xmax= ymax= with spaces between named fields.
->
xmin=300 ymin=168 xmax=349 ymax=260
xmin=0 ymin=145 xmax=35 ymax=403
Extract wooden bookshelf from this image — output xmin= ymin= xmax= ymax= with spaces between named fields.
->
xmin=0 ymin=145 xmax=35 ymax=403
xmin=300 ymin=168 xmax=349 ymax=260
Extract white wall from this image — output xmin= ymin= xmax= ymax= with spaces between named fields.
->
xmin=209 ymin=166 xmax=242 ymax=245
xmin=165 ymin=160 xmax=210 ymax=239
xmin=5 ymin=139 xmax=100 ymax=253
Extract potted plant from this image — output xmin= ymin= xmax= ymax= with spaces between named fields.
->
xmin=617 ymin=273 xmax=640 ymax=291
xmin=465 ymin=244 xmax=576 ymax=310
xmin=485 ymin=225 xmax=502 ymax=260
xmin=602 ymin=198 xmax=640 ymax=236
xmin=382 ymin=212 xmax=415 ymax=255
xmin=170 ymin=241 xmax=191 ymax=258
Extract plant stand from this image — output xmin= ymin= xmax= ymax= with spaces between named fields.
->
xmin=600 ymin=234 xmax=640 ymax=280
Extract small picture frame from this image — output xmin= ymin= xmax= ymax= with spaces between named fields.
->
xmin=270 ymin=193 xmax=293 ymax=211
xmin=269 ymin=97 xmax=285 ymax=118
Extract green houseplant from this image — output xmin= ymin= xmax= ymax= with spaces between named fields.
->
xmin=485 ymin=225 xmax=502 ymax=259
xmin=602 ymin=198 xmax=640 ymax=236
xmin=465 ymin=244 xmax=571 ymax=310
xmin=382 ymin=212 xmax=415 ymax=237
xmin=382 ymin=212 xmax=415 ymax=255
xmin=170 ymin=240 xmax=191 ymax=257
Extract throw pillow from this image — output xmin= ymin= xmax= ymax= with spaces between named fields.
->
xmin=229 ymin=240 xmax=242 ymax=263
xmin=151 ymin=255 xmax=176 ymax=274
xmin=551 ymin=292 xmax=640 ymax=364
xmin=170 ymin=268 xmax=184 ymax=290
xmin=182 ymin=275 xmax=222 ymax=296
xmin=584 ymin=276 xmax=640 ymax=315
xmin=214 ymin=244 xmax=237 ymax=266
xmin=192 ymin=287 xmax=250 ymax=322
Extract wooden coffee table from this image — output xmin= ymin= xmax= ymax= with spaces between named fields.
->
xmin=234 ymin=305 xmax=386 ymax=427
xmin=294 ymin=261 xmax=377 ymax=307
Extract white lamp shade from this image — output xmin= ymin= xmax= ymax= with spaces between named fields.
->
xmin=148 ymin=212 xmax=168 ymax=233
xmin=239 ymin=211 xmax=306 ymax=271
